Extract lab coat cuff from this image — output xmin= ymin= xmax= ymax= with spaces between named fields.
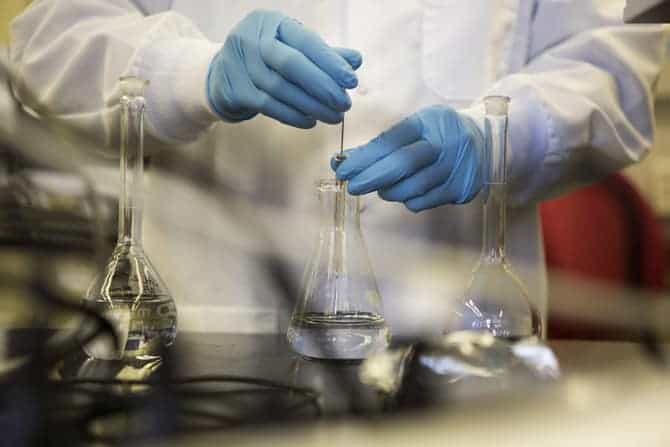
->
xmin=504 ymin=97 xmax=553 ymax=206
xmin=132 ymin=38 xmax=222 ymax=144
xmin=458 ymin=103 xmax=486 ymax=139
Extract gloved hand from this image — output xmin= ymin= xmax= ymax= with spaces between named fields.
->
xmin=207 ymin=10 xmax=362 ymax=128
xmin=332 ymin=105 xmax=485 ymax=212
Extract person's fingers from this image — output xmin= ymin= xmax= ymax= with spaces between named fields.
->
xmin=331 ymin=154 xmax=344 ymax=171
xmin=347 ymin=140 xmax=438 ymax=195
xmin=277 ymin=19 xmax=358 ymax=88
xmin=378 ymin=163 xmax=447 ymax=202
xmin=247 ymin=90 xmax=316 ymax=128
xmin=333 ymin=47 xmax=363 ymax=70
xmin=382 ymin=117 xmax=484 ymax=204
xmin=334 ymin=144 xmax=393 ymax=181
xmin=330 ymin=152 xmax=349 ymax=171
xmin=378 ymin=139 xmax=477 ymax=202
xmin=403 ymin=151 xmax=482 ymax=211
xmin=376 ymin=114 xmax=424 ymax=148
xmin=335 ymin=115 xmax=423 ymax=180
xmin=403 ymin=182 xmax=463 ymax=212
xmin=250 ymin=65 xmax=343 ymax=124
xmin=261 ymin=39 xmax=351 ymax=111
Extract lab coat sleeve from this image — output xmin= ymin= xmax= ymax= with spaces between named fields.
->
xmin=9 ymin=0 xmax=221 ymax=146
xmin=482 ymin=24 xmax=668 ymax=205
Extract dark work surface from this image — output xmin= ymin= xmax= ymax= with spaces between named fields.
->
xmin=136 ymin=335 xmax=662 ymax=406
xmin=172 ymin=333 xmax=384 ymax=414
xmin=58 ymin=332 xmax=665 ymax=417
xmin=4 ymin=329 xmax=665 ymax=446
xmin=173 ymin=333 xmax=665 ymax=405
xmin=60 ymin=332 xmax=385 ymax=415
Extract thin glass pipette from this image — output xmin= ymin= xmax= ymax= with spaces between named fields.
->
xmin=332 ymin=119 xmax=346 ymax=315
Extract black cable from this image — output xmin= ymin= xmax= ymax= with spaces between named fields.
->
xmin=0 ymin=283 xmax=119 ymax=383
xmin=53 ymin=374 xmax=321 ymax=443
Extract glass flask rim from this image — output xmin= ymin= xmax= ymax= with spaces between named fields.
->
xmin=119 ymin=75 xmax=150 ymax=86
xmin=119 ymin=76 xmax=150 ymax=97
xmin=315 ymin=178 xmax=347 ymax=193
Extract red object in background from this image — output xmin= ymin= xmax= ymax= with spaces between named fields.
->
xmin=540 ymin=173 xmax=666 ymax=339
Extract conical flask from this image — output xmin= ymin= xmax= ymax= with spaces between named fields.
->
xmin=287 ymin=179 xmax=389 ymax=360
xmin=446 ymin=96 xmax=541 ymax=339
xmin=84 ymin=76 xmax=177 ymax=361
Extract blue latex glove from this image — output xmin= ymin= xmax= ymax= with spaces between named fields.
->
xmin=332 ymin=105 xmax=485 ymax=212
xmin=207 ymin=10 xmax=362 ymax=128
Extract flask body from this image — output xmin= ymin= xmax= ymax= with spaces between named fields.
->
xmin=288 ymin=179 xmax=389 ymax=360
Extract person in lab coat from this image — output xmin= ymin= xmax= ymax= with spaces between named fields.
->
xmin=8 ymin=1 xmax=668 ymax=336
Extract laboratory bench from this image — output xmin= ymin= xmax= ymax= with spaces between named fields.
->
xmin=61 ymin=332 xmax=665 ymax=411
xmin=3 ymin=329 xmax=670 ymax=446
xmin=167 ymin=334 xmax=670 ymax=447
xmin=152 ymin=333 xmax=670 ymax=446
xmin=68 ymin=333 xmax=669 ymax=414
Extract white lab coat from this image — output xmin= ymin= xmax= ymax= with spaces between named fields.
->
xmin=9 ymin=0 xmax=668 ymax=336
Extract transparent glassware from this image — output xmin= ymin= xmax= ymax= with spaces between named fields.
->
xmin=83 ymin=76 xmax=177 ymax=361
xmin=287 ymin=179 xmax=390 ymax=360
xmin=447 ymin=96 xmax=541 ymax=340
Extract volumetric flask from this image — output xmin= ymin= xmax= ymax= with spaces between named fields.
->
xmin=446 ymin=96 xmax=541 ymax=340
xmin=288 ymin=179 xmax=389 ymax=360
xmin=83 ymin=77 xmax=177 ymax=361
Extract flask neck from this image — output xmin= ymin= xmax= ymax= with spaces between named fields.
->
xmin=481 ymin=98 xmax=510 ymax=263
xmin=481 ymin=185 xmax=506 ymax=262
xmin=118 ymin=88 xmax=146 ymax=246
xmin=318 ymin=180 xmax=360 ymax=230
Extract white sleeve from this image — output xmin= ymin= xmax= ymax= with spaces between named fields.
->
xmin=485 ymin=18 xmax=668 ymax=205
xmin=10 ymin=0 xmax=221 ymax=146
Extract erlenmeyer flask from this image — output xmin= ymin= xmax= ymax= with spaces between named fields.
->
xmin=288 ymin=179 xmax=389 ymax=360
xmin=84 ymin=76 xmax=177 ymax=361
xmin=446 ymin=96 xmax=541 ymax=340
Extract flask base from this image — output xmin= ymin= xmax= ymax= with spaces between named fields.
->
xmin=83 ymin=295 xmax=177 ymax=362
xmin=287 ymin=312 xmax=389 ymax=360
xmin=446 ymin=297 xmax=541 ymax=340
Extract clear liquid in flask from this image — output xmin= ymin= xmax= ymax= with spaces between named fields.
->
xmin=288 ymin=179 xmax=389 ymax=360
xmin=85 ymin=295 xmax=176 ymax=360
xmin=288 ymin=311 xmax=389 ymax=360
